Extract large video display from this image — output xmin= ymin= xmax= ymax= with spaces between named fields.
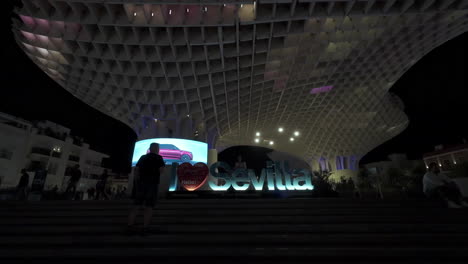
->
xmin=132 ymin=138 xmax=208 ymax=166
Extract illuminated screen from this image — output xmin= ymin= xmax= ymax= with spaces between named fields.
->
xmin=132 ymin=138 xmax=208 ymax=166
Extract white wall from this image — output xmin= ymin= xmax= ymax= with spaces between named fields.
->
xmin=0 ymin=124 xmax=32 ymax=188
xmin=0 ymin=115 xmax=109 ymax=190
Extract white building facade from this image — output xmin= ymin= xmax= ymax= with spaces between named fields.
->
xmin=364 ymin=153 xmax=424 ymax=176
xmin=0 ymin=112 xmax=109 ymax=191
xmin=423 ymin=144 xmax=468 ymax=173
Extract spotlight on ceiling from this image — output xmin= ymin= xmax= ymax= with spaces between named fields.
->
xmin=254 ymin=138 xmax=260 ymax=143
xmin=255 ymin=132 xmax=260 ymax=136
xmin=186 ymin=114 xmax=190 ymax=117
xmin=278 ymin=127 xmax=284 ymax=133
xmin=133 ymin=12 xmax=137 ymax=17
xmin=151 ymin=12 xmax=154 ymax=17
xmin=269 ymin=141 xmax=274 ymax=145
xmin=290 ymin=137 xmax=294 ymax=142
xmin=294 ymin=131 xmax=300 ymax=136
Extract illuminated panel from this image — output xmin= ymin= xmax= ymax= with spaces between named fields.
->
xmin=34 ymin=18 xmax=50 ymax=32
xmin=36 ymin=47 xmax=49 ymax=57
xmin=19 ymin=15 xmax=35 ymax=28
xmin=132 ymin=138 xmax=208 ymax=166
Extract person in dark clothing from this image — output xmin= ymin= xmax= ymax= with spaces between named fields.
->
xmin=65 ymin=164 xmax=81 ymax=198
xmin=87 ymin=188 xmax=95 ymax=200
xmin=126 ymin=143 xmax=165 ymax=235
xmin=51 ymin=185 xmax=59 ymax=200
xmin=95 ymin=169 xmax=110 ymax=200
xmin=16 ymin=169 xmax=29 ymax=200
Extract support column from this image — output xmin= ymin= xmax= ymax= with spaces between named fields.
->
xmin=201 ymin=149 xmax=218 ymax=190
xmin=310 ymin=159 xmax=320 ymax=173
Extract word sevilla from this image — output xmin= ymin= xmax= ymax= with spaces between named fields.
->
xmin=209 ymin=161 xmax=313 ymax=191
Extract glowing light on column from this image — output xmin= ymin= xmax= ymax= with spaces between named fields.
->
xmin=278 ymin=127 xmax=284 ymax=133
xmin=310 ymin=85 xmax=333 ymax=94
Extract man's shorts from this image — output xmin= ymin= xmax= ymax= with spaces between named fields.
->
xmin=134 ymin=181 xmax=158 ymax=207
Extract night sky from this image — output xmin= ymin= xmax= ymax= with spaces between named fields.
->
xmin=1 ymin=1 xmax=467 ymax=172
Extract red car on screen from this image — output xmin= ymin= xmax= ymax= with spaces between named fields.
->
xmin=149 ymin=144 xmax=193 ymax=162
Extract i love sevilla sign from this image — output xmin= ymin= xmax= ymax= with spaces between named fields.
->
xmin=168 ymin=161 xmax=313 ymax=192
xmin=177 ymin=162 xmax=209 ymax=191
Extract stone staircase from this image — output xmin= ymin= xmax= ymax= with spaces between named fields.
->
xmin=0 ymin=198 xmax=467 ymax=263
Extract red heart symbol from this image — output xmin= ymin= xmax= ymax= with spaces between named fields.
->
xmin=177 ymin=162 xmax=209 ymax=191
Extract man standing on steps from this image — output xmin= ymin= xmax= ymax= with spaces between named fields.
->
xmin=65 ymin=164 xmax=81 ymax=199
xmin=16 ymin=169 xmax=30 ymax=200
xmin=126 ymin=143 xmax=165 ymax=235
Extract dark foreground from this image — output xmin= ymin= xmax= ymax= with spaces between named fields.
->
xmin=0 ymin=198 xmax=467 ymax=264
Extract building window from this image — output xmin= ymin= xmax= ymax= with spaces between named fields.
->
xmin=69 ymin=155 xmax=80 ymax=162
xmin=442 ymin=159 xmax=452 ymax=170
xmin=0 ymin=149 xmax=13 ymax=160
xmin=31 ymin=147 xmax=52 ymax=156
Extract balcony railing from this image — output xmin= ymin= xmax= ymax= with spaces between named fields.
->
xmin=36 ymin=127 xmax=67 ymax=141
xmin=85 ymin=160 xmax=103 ymax=167
xmin=31 ymin=147 xmax=51 ymax=156
xmin=72 ymin=137 xmax=84 ymax=146
xmin=69 ymin=155 xmax=80 ymax=162
xmin=51 ymin=151 xmax=62 ymax=158
xmin=0 ymin=149 xmax=13 ymax=160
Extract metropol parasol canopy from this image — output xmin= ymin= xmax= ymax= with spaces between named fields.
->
xmin=11 ymin=0 xmax=468 ymax=171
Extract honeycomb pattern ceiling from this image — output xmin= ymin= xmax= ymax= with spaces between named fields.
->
xmin=12 ymin=0 xmax=468 ymax=162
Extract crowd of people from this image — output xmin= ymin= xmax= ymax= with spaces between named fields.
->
xmin=9 ymin=143 xmax=468 ymax=237
xmin=13 ymin=166 xmax=128 ymax=201
xmin=423 ymin=162 xmax=468 ymax=208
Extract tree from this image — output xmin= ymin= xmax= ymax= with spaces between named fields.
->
xmin=386 ymin=167 xmax=403 ymax=186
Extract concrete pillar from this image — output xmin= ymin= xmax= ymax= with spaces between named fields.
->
xmin=158 ymin=166 xmax=171 ymax=199
xmin=310 ymin=159 xmax=320 ymax=173
xmin=127 ymin=167 xmax=136 ymax=197
xmin=201 ymin=149 xmax=218 ymax=190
